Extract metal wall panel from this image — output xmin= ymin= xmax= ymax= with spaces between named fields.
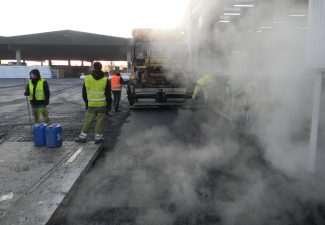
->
xmin=0 ymin=66 xmax=52 ymax=78
xmin=307 ymin=0 xmax=325 ymax=70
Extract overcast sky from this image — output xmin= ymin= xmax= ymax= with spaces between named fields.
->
xmin=1 ymin=0 xmax=191 ymax=37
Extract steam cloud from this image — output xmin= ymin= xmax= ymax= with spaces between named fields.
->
xmin=55 ymin=1 xmax=325 ymax=224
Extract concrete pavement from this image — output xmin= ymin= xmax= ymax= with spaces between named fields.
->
xmin=0 ymin=141 xmax=101 ymax=225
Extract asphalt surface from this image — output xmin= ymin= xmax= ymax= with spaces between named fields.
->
xmin=48 ymin=106 xmax=325 ymax=225
xmin=1 ymin=78 xmax=325 ymax=225
xmin=0 ymin=78 xmax=87 ymax=142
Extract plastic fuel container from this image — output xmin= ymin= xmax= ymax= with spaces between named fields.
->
xmin=33 ymin=123 xmax=48 ymax=147
xmin=45 ymin=124 xmax=62 ymax=148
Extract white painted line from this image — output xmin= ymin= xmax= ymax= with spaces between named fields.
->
xmin=67 ymin=147 xmax=83 ymax=163
xmin=0 ymin=192 xmax=13 ymax=202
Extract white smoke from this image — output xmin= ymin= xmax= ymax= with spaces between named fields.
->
xmin=196 ymin=0 xmax=314 ymax=176
xmin=50 ymin=1 xmax=325 ymax=225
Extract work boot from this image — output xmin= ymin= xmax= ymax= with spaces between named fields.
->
xmin=94 ymin=133 xmax=104 ymax=144
xmin=94 ymin=138 xmax=103 ymax=144
xmin=75 ymin=137 xmax=87 ymax=143
xmin=75 ymin=132 xmax=87 ymax=143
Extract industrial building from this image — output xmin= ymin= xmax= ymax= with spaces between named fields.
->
xmin=0 ymin=30 xmax=129 ymax=78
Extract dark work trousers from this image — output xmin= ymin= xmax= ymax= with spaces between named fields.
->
xmin=112 ymin=90 xmax=121 ymax=110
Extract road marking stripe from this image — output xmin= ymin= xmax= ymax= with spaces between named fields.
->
xmin=0 ymin=192 xmax=13 ymax=202
xmin=67 ymin=147 xmax=83 ymax=163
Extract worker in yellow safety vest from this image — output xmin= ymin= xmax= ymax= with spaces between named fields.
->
xmin=192 ymin=73 xmax=217 ymax=103
xmin=24 ymin=69 xmax=51 ymax=124
xmin=75 ymin=62 xmax=112 ymax=144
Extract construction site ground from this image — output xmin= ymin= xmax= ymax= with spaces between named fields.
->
xmin=0 ymin=78 xmax=86 ymax=142
xmin=0 ymin=78 xmax=129 ymax=225
xmin=1 ymin=78 xmax=325 ymax=225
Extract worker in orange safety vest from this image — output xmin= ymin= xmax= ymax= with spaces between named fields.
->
xmin=110 ymin=72 xmax=124 ymax=112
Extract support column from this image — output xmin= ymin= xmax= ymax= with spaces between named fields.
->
xmin=127 ymin=52 xmax=131 ymax=73
xmin=81 ymin=60 xmax=84 ymax=67
xmin=68 ymin=60 xmax=71 ymax=67
xmin=189 ymin=15 xmax=199 ymax=77
xmin=307 ymin=0 xmax=325 ymax=172
xmin=49 ymin=60 xmax=52 ymax=66
xmin=309 ymin=74 xmax=322 ymax=172
xmin=15 ymin=46 xmax=21 ymax=66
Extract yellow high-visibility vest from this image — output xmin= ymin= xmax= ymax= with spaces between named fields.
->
xmin=85 ymin=75 xmax=108 ymax=107
xmin=28 ymin=78 xmax=45 ymax=101
xmin=192 ymin=74 xmax=216 ymax=100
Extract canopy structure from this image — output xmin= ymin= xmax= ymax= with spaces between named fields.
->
xmin=0 ymin=30 xmax=130 ymax=61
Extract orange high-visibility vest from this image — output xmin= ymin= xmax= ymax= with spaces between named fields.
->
xmin=111 ymin=75 xmax=122 ymax=91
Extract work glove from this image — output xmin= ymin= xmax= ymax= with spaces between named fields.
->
xmin=45 ymin=100 xmax=49 ymax=106
xmin=24 ymin=91 xmax=29 ymax=97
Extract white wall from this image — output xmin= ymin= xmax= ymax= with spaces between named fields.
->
xmin=0 ymin=66 xmax=52 ymax=78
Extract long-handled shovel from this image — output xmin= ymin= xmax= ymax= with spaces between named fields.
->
xmin=24 ymin=78 xmax=33 ymax=132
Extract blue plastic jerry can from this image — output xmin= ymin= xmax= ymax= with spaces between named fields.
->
xmin=45 ymin=124 xmax=62 ymax=148
xmin=33 ymin=123 xmax=48 ymax=147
